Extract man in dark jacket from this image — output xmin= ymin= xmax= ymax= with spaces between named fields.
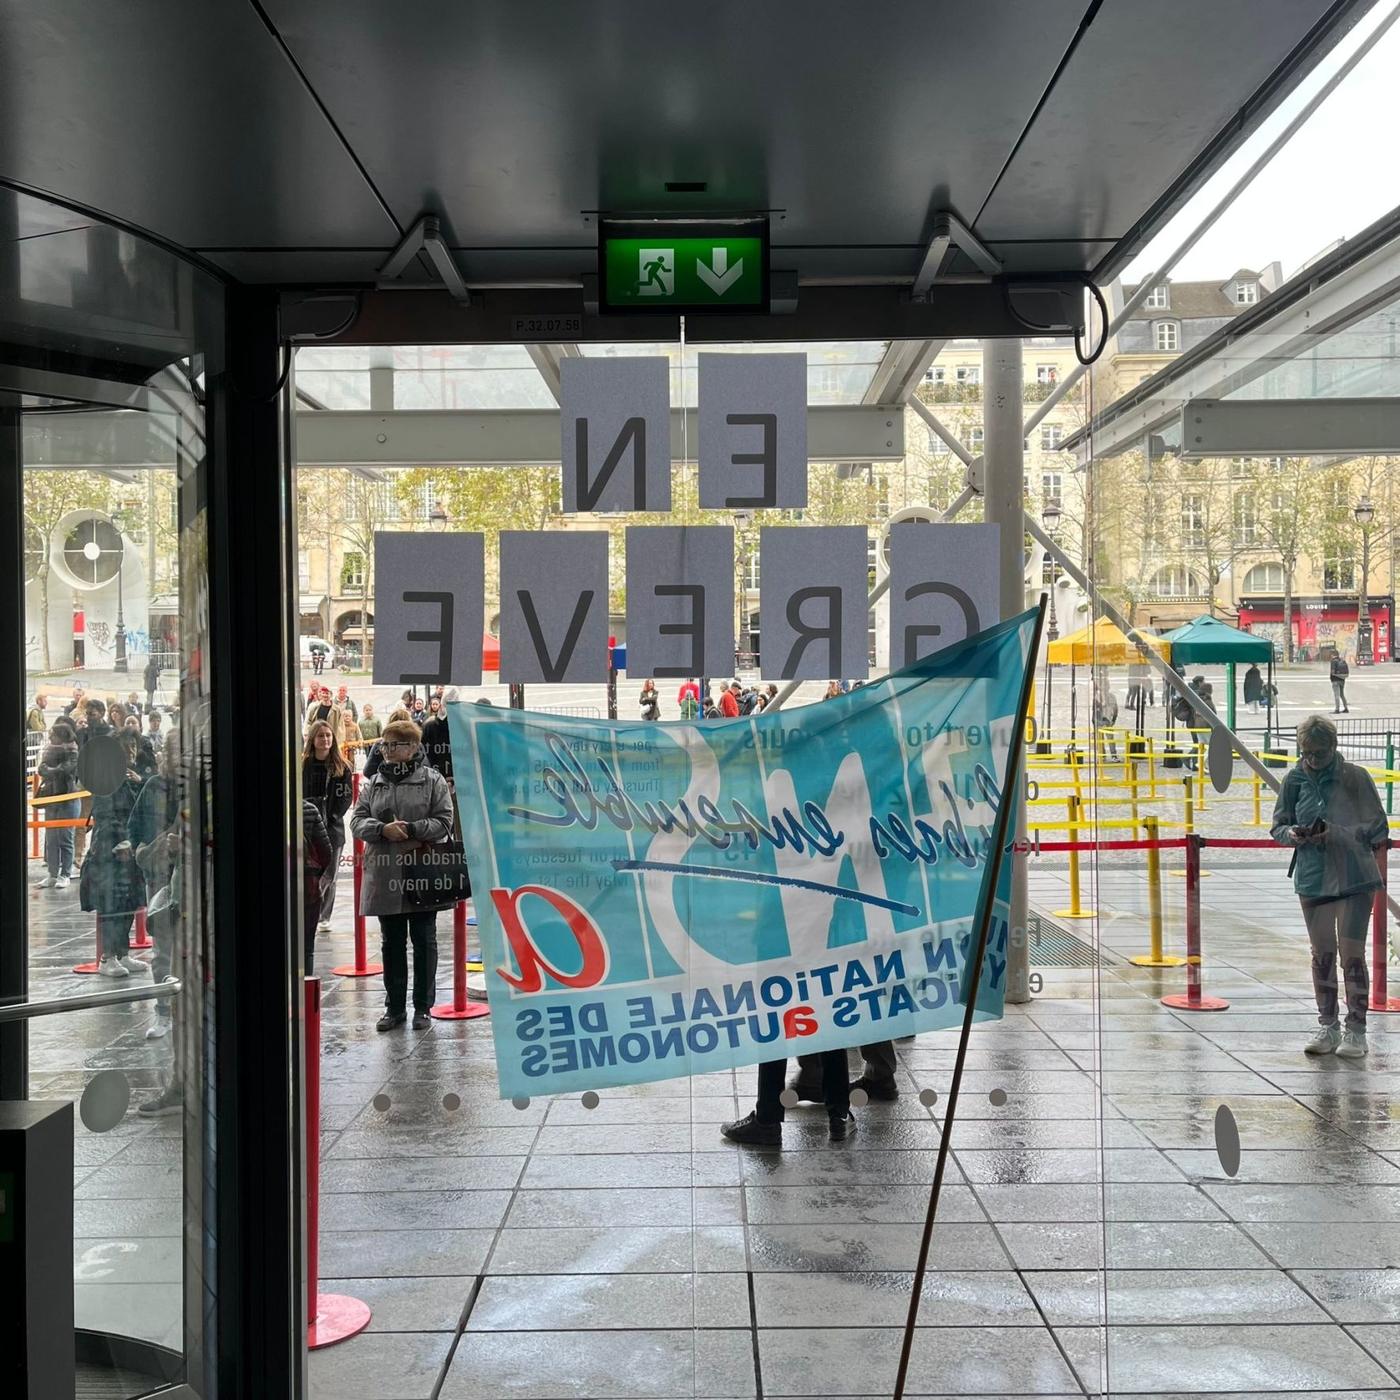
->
xmin=1330 ymin=652 xmax=1350 ymax=713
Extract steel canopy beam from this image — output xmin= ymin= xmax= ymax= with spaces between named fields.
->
xmin=864 ymin=340 xmax=944 ymax=407
xmin=26 ymin=404 xmax=904 ymax=468
xmin=1181 ymin=397 xmax=1400 ymax=457
xmin=525 ymin=343 xmax=581 ymax=405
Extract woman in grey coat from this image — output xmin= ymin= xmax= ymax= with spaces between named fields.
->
xmin=349 ymin=718 xmax=454 ymax=1031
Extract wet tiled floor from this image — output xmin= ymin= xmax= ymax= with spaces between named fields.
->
xmin=25 ymin=857 xmax=1400 ymax=1398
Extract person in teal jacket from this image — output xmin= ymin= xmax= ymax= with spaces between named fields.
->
xmin=1271 ymin=713 xmax=1388 ymax=1059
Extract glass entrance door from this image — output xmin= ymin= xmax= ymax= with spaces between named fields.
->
xmin=2 ymin=185 xmax=224 ymax=1398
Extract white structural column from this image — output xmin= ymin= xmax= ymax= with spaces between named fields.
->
xmin=983 ymin=339 xmax=1031 ymax=1004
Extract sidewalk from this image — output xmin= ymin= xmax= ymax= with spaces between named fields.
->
xmin=28 ymin=858 xmax=1400 ymax=1397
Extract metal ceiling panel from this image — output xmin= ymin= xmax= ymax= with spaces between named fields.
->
xmin=0 ymin=3 xmax=399 ymax=251
xmin=975 ymin=0 xmax=1356 ymax=252
xmin=261 ymin=0 xmax=1084 ymax=252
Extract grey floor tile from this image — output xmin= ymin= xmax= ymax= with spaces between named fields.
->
xmin=1295 ymin=1269 xmax=1400 ymax=1323
xmin=1057 ymin=1321 xmax=1397 ymax=1393
xmin=315 ymin=1275 xmax=473 ymax=1332
xmin=442 ymin=1327 xmax=756 ymax=1398
xmin=1243 ymin=1222 xmax=1400 ymax=1269
xmin=998 ymin=1220 xmax=1273 ymax=1271
xmin=316 ymin=1228 xmax=495 ymax=1278
xmin=319 ymin=1154 xmax=525 ymax=1192
xmin=756 ymin=1324 xmax=1078 ymax=1396
xmin=1166 ymin=1148 xmax=1400 ymax=1184
xmin=1026 ymin=1267 xmax=1328 ymax=1326
xmin=320 ymin=1189 xmax=511 ymax=1232
xmin=486 ymin=1225 xmax=747 ymax=1275
xmin=1201 ymin=1182 xmax=1400 ymax=1223
xmin=738 ymin=1149 xmax=964 ymax=1187
xmin=746 ymin=1221 xmax=1009 ymax=1272
xmin=307 ymin=1328 xmax=454 ymax=1400
xmin=74 ymin=1282 xmax=181 ymax=1349
xmin=743 ymin=1183 xmax=982 ymax=1226
xmin=1346 ymin=1324 xmax=1400 ymax=1383
xmin=505 ymin=1186 xmax=742 ymax=1228
xmin=752 ymin=1269 xmax=1040 ymax=1327
xmin=467 ymin=1271 xmax=749 ymax=1330
xmin=522 ymin=1151 xmax=742 ymax=1190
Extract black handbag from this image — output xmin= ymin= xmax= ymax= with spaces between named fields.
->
xmin=401 ymin=837 xmax=471 ymax=910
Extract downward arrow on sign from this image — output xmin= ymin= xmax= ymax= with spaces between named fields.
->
xmin=696 ymin=247 xmax=743 ymax=295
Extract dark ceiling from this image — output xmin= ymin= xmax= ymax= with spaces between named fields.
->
xmin=0 ymin=0 xmax=1374 ymax=290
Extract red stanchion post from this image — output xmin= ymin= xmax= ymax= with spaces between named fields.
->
xmin=333 ymin=774 xmax=381 ymax=978
xmin=305 ymin=976 xmax=371 ymax=1348
xmin=73 ymin=915 xmax=101 ymax=975
xmin=1369 ymin=844 xmax=1400 ymax=1013
xmin=131 ymin=905 xmax=152 ymax=950
xmin=1161 ymin=836 xmax=1228 ymax=1012
xmin=431 ymin=899 xmax=490 ymax=1021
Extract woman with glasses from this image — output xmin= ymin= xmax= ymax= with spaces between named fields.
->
xmin=1272 ymin=714 xmax=1388 ymax=1060
xmin=351 ymin=719 xmax=453 ymax=1032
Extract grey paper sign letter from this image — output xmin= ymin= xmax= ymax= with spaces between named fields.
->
xmin=698 ymin=353 xmax=807 ymax=509
xmin=888 ymin=523 xmax=1001 ymax=668
xmin=561 ymin=357 xmax=671 ymax=513
xmin=625 ymin=526 xmax=734 ymax=678
xmin=499 ymin=531 xmax=610 ymax=682
xmin=760 ymin=526 xmax=868 ymax=680
xmin=373 ymin=532 xmax=484 ymax=685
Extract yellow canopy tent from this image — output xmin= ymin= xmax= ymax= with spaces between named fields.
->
xmin=1046 ymin=617 xmax=1171 ymax=666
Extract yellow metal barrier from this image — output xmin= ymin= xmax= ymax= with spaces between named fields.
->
xmin=1130 ymin=815 xmax=1184 ymax=968
xmin=1051 ymin=795 xmax=1097 ymax=921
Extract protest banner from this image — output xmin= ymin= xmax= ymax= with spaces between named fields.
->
xmin=447 ymin=608 xmax=1037 ymax=1099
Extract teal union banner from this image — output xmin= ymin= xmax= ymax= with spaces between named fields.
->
xmin=447 ymin=609 xmax=1036 ymax=1099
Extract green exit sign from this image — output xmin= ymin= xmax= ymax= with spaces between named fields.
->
xmin=599 ymin=218 xmax=768 ymax=313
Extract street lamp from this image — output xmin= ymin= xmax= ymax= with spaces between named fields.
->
xmin=733 ymin=509 xmax=753 ymax=669
xmin=1355 ymin=495 xmax=1375 ymax=665
xmin=1038 ymin=498 xmax=1062 ymax=752
xmin=429 ymin=500 xmax=448 ymax=530
xmin=110 ymin=507 xmax=129 ymax=674
xmin=1041 ymin=498 xmax=1062 ymax=642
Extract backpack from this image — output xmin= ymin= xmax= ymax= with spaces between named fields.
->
xmin=679 ymin=696 xmax=699 ymax=720
xmin=1334 ymin=657 xmax=1350 ymax=678
xmin=1171 ymin=694 xmax=1193 ymax=725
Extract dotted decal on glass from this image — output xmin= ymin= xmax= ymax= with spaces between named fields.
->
xmin=1214 ymin=1103 xmax=1241 ymax=1178
xmin=371 ymin=1093 xmax=391 ymax=1113
xmin=581 ymin=1091 xmax=600 ymax=1110
xmin=849 ymin=1088 xmax=869 ymax=1109
xmin=778 ymin=1088 xmax=799 ymax=1109
xmin=988 ymin=1088 xmax=1008 ymax=1107
xmin=918 ymin=1089 xmax=938 ymax=1108
xmin=511 ymin=1095 xmax=531 ymax=1111
xmin=79 ymin=1070 xmax=131 ymax=1133
xmin=442 ymin=1093 xmax=461 ymax=1112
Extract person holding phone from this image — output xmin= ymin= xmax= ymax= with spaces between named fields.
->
xmin=1272 ymin=714 xmax=1388 ymax=1059
xmin=80 ymin=733 xmax=148 ymax=977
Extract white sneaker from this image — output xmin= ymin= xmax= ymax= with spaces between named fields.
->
xmin=1336 ymin=1028 xmax=1368 ymax=1060
xmin=54 ymin=875 xmax=70 ymax=889
xmin=316 ymin=922 xmax=332 ymax=936
xmin=97 ymin=957 xmax=130 ymax=979
xmin=1304 ymin=1024 xmax=1341 ymax=1055
xmin=119 ymin=955 xmax=146 ymax=975
xmin=145 ymin=1019 xmax=171 ymax=1040
xmin=38 ymin=875 xmax=56 ymax=888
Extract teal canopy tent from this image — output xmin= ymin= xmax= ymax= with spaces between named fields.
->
xmin=1163 ymin=615 xmax=1274 ymax=739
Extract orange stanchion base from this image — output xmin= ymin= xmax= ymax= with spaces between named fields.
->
xmin=308 ymin=1293 xmax=372 ymax=1350
xmin=331 ymin=961 xmax=383 ymax=977
xmin=131 ymin=906 xmax=152 ymax=949
xmin=1161 ymin=992 xmax=1229 ymax=1011
xmin=72 ymin=959 xmax=100 ymax=974
xmin=1369 ymin=992 xmax=1400 ymax=1013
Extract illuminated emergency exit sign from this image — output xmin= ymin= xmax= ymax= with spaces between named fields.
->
xmin=600 ymin=217 xmax=768 ymax=313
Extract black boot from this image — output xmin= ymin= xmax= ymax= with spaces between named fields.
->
xmin=720 ymin=1111 xmax=781 ymax=1146
xmin=376 ymin=1012 xmax=406 ymax=1033
xmin=850 ymin=1075 xmax=900 ymax=1102
xmin=829 ymin=1110 xmax=857 ymax=1142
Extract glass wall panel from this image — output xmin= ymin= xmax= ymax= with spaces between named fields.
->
xmin=3 ymin=185 xmax=224 ymax=1397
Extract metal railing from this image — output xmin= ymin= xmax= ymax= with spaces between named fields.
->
xmin=0 ymin=978 xmax=181 ymax=1023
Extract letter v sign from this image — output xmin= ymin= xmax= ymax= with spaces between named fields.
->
xmin=696 ymin=247 xmax=743 ymax=296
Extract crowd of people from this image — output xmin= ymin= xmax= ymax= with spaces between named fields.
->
xmin=23 ymin=654 xmax=1383 ymax=1148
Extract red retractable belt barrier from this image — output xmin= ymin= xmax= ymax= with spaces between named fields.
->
xmin=1160 ymin=836 xmax=1229 ymax=1012
xmin=305 ymin=977 xmax=371 ymax=1348
xmin=333 ymin=772 xmax=381 ymax=978
xmin=131 ymin=904 xmax=152 ymax=949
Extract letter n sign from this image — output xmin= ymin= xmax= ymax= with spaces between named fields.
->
xmin=561 ymin=356 xmax=671 ymax=513
xmin=373 ymin=532 xmax=484 ymax=685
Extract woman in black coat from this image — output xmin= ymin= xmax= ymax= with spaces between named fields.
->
xmin=80 ymin=734 xmax=147 ymax=978
xmin=37 ymin=716 xmax=81 ymax=888
xmin=302 ymin=720 xmax=352 ymax=934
